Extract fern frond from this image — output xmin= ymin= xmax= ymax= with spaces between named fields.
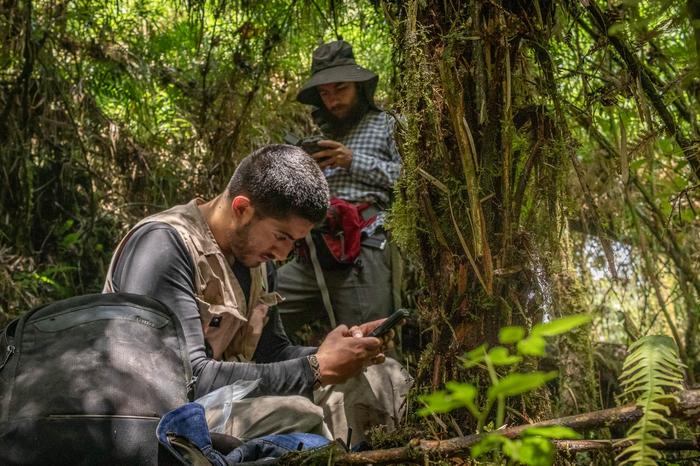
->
xmin=615 ymin=335 xmax=686 ymax=466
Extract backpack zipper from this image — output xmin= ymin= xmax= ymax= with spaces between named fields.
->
xmin=0 ymin=345 xmax=16 ymax=371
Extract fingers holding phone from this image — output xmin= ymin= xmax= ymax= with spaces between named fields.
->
xmin=367 ymin=309 xmax=410 ymax=338
xmin=284 ymin=133 xmax=352 ymax=169
xmin=358 ymin=309 xmax=410 ymax=361
xmin=316 ymin=325 xmax=383 ymax=385
xmin=346 ymin=324 xmax=388 ymax=367
xmin=313 ymin=140 xmax=353 ymax=169
xmin=347 ymin=325 xmax=365 ymax=339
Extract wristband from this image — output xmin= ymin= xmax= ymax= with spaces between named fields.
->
xmin=307 ymin=354 xmax=322 ymax=390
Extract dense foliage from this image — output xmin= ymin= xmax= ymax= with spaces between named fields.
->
xmin=0 ymin=0 xmax=392 ymax=314
xmin=1 ymin=0 xmax=698 ymax=463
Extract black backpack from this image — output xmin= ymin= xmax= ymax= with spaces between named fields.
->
xmin=0 ymin=293 xmax=195 ymax=465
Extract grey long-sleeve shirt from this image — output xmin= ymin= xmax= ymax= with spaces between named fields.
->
xmin=109 ymin=222 xmax=316 ymax=399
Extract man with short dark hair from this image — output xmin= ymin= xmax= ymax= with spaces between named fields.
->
xmin=104 ymin=144 xmax=409 ymax=442
xmin=277 ymin=40 xmax=403 ymax=334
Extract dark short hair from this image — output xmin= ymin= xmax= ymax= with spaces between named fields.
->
xmin=226 ymin=144 xmax=329 ymax=224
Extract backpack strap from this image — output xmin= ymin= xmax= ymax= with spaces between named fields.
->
xmin=304 ymin=234 xmax=337 ymax=329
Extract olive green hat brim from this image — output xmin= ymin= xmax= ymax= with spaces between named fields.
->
xmin=297 ymin=64 xmax=378 ymax=106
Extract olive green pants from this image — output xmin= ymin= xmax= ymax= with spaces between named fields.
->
xmin=277 ymin=232 xmax=399 ymax=335
xmin=207 ymin=358 xmax=412 ymax=445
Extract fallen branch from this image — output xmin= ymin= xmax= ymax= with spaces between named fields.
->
xmin=553 ymin=438 xmax=699 ymax=453
xmin=326 ymin=389 xmax=700 ymax=464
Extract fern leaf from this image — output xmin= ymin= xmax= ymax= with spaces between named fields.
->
xmin=615 ymin=336 xmax=686 ymax=466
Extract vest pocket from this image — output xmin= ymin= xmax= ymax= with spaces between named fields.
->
xmin=258 ymin=291 xmax=284 ymax=307
xmin=201 ymin=304 xmax=247 ymax=361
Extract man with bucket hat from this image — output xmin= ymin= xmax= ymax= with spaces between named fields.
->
xmin=277 ymin=40 xmax=403 ymax=340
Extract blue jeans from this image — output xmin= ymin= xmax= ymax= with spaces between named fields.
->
xmin=156 ymin=402 xmax=330 ymax=465
xmin=226 ymin=432 xmax=329 ymax=463
xmin=157 ymin=402 xmax=230 ymax=465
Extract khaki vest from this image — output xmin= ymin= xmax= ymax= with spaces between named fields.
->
xmin=104 ymin=198 xmax=282 ymax=361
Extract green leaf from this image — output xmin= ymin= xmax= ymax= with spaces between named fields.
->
xmin=417 ymin=391 xmax=460 ymax=416
xmin=516 ymin=436 xmax=555 ymax=466
xmin=461 ymin=343 xmax=488 ymax=368
xmin=523 ymin=426 xmax=581 ymax=439
xmin=488 ymin=371 xmax=557 ymax=399
xmin=517 ymin=336 xmax=547 ymax=356
xmin=61 ymin=232 xmax=81 ymax=249
xmin=659 ymin=198 xmax=672 ymax=217
xmin=608 ymin=23 xmax=625 ymax=36
xmin=32 ymin=272 xmax=59 ymax=287
xmin=499 ymin=326 xmax=526 ymax=344
xmin=470 ymin=434 xmax=508 ymax=459
xmin=681 ymin=209 xmax=695 ymax=223
xmin=488 ymin=346 xmax=522 ymax=366
xmin=417 ymin=383 xmax=478 ymax=416
xmin=445 ymin=381 xmax=477 ymax=404
xmin=531 ymin=314 xmax=592 ymax=337
xmin=629 ymin=158 xmax=646 ymax=171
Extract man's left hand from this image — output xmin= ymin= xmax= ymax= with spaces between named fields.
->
xmin=313 ymin=140 xmax=353 ymax=170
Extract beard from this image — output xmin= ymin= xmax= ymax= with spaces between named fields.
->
xmin=228 ymin=219 xmax=258 ymax=267
xmin=321 ymin=97 xmax=370 ymax=138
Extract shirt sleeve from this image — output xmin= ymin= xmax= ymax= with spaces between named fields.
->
xmin=347 ymin=113 xmax=402 ymax=190
xmin=108 ymin=223 xmax=316 ymax=400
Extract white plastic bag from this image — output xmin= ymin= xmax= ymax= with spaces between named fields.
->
xmin=194 ymin=379 xmax=260 ymax=433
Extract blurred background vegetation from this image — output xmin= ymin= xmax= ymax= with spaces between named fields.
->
xmin=1 ymin=0 xmax=699 ymax=462
xmin=0 ymin=0 xmax=394 ymax=313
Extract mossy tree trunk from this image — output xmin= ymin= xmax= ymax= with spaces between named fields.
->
xmin=388 ymin=0 xmax=599 ymax=424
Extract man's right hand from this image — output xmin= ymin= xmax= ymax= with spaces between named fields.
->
xmin=312 ymin=140 xmax=353 ymax=170
xmin=314 ymin=325 xmax=383 ymax=386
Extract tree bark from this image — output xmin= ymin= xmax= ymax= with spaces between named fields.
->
xmin=389 ymin=0 xmax=599 ymax=426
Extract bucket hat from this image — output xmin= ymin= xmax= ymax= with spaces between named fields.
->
xmin=297 ymin=40 xmax=378 ymax=108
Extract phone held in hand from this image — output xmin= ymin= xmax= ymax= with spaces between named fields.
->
xmin=368 ymin=309 xmax=410 ymax=338
xmin=299 ymin=135 xmax=325 ymax=156
xmin=284 ymin=133 xmax=326 ymax=158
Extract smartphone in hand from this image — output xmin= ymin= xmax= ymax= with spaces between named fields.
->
xmin=368 ymin=309 xmax=410 ymax=338
xmin=283 ymin=133 xmax=329 ymax=162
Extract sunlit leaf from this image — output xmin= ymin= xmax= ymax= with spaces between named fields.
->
xmin=488 ymin=346 xmax=522 ymax=366
xmin=418 ymin=382 xmax=478 ymax=416
xmin=608 ymin=23 xmax=625 ymax=36
xmin=498 ymin=326 xmax=525 ymax=344
xmin=461 ymin=343 xmax=488 ymax=368
xmin=417 ymin=391 xmax=460 ymax=416
xmin=516 ymin=436 xmax=555 ymax=466
xmin=523 ymin=426 xmax=581 ymax=439
xmin=445 ymin=381 xmax=477 ymax=404
xmin=487 ymin=371 xmax=558 ymax=399
xmin=531 ymin=314 xmax=592 ymax=337
xmin=470 ymin=434 xmax=508 ymax=458
xmin=616 ymin=335 xmax=685 ymax=466
xmin=517 ymin=336 xmax=547 ymax=356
